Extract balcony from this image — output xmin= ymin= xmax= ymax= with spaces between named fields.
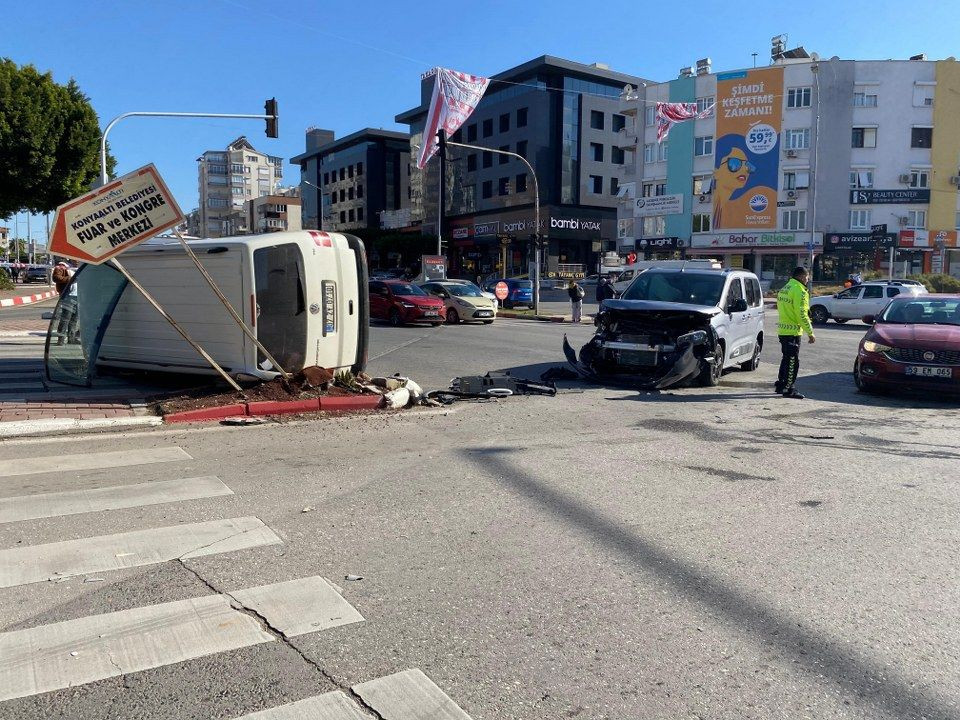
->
xmin=618 ymin=88 xmax=640 ymax=116
xmin=615 ymin=125 xmax=638 ymax=149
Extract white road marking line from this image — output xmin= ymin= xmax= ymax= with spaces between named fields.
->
xmin=0 ymin=475 xmax=233 ymax=524
xmin=0 ymin=517 xmax=281 ymax=588
xmin=231 ymin=691 xmax=369 ymax=719
xmin=231 ymin=576 xmax=364 ymax=637
xmin=0 ymin=446 xmax=191 ymax=478
xmin=0 ymin=576 xmax=364 ymax=702
xmin=353 ymin=668 xmax=473 ymax=720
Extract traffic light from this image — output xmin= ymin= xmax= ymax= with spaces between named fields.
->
xmin=264 ymin=98 xmax=278 ymax=138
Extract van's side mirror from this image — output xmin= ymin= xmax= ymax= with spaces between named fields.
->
xmin=862 ymin=314 xmax=875 ymax=325
xmin=729 ymin=298 xmax=748 ymax=314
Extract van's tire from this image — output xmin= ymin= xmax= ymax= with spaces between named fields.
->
xmin=389 ymin=309 xmax=403 ymax=327
xmin=698 ymin=342 xmax=723 ymax=386
xmin=739 ymin=339 xmax=761 ymax=371
xmin=810 ymin=305 xmax=829 ymax=325
xmin=446 ymin=308 xmax=460 ymax=325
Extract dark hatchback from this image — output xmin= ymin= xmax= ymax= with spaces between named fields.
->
xmin=855 ymin=294 xmax=960 ymax=395
xmin=483 ymin=278 xmax=533 ymax=308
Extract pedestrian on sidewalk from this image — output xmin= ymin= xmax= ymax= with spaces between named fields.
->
xmin=567 ymin=279 xmax=585 ymax=323
xmin=775 ymin=267 xmax=816 ymax=399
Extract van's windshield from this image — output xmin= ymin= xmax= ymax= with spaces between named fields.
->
xmin=621 ymin=271 xmax=725 ymax=306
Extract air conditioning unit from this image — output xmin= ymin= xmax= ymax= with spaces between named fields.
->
xmin=949 ymin=175 xmax=960 ymax=186
xmin=899 ymin=217 xmax=909 ymax=226
xmin=898 ymin=173 xmax=912 ymax=184
xmin=786 ymin=149 xmax=798 ymax=158
xmin=786 ymin=190 xmax=798 ymax=199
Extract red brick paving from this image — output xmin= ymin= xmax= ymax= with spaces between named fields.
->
xmin=0 ymin=401 xmax=135 ymax=423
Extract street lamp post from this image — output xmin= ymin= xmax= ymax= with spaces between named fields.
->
xmin=300 ymin=179 xmax=325 ymax=231
xmin=809 ymin=62 xmax=821 ymax=290
xmin=444 ymin=139 xmax=542 ymax=314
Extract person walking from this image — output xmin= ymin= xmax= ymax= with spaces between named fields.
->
xmin=775 ymin=266 xmax=816 ymax=399
xmin=567 ymin=279 xmax=585 ymax=323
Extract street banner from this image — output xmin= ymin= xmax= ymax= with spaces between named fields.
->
xmin=49 ymin=164 xmax=183 ymax=264
xmin=417 ymin=68 xmax=490 ymax=169
xmin=655 ymin=102 xmax=715 ymax=142
xmin=634 ymin=193 xmax=684 ymax=217
xmin=713 ymin=67 xmax=783 ymax=230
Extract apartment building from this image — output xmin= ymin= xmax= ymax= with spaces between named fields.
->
xmin=395 ymin=56 xmax=650 ymax=278
xmin=197 ymin=136 xmax=284 ymax=237
xmin=291 ymin=128 xmax=411 ymax=233
xmin=246 ymin=188 xmax=302 ymax=234
xmin=617 ymin=53 xmax=960 ymax=282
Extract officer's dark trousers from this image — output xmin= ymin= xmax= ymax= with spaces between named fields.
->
xmin=777 ymin=335 xmax=801 ymax=390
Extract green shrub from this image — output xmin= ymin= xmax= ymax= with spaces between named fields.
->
xmin=0 ymin=269 xmax=13 ymax=291
xmin=908 ymin=273 xmax=960 ymax=293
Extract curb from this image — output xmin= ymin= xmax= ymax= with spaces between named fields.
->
xmin=0 ymin=290 xmax=57 ymax=309
xmin=0 ymin=415 xmax=163 ymax=439
xmin=497 ymin=311 xmax=579 ymax=323
xmin=163 ymin=394 xmax=384 ymax=424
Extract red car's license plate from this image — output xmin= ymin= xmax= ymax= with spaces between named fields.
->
xmin=424 ymin=310 xmax=439 ymax=317
xmin=905 ymin=366 xmax=952 ymax=378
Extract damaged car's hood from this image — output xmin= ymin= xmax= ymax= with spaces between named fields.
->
xmin=600 ymin=299 xmax=721 ymax=317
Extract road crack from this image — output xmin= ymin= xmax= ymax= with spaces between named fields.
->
xmin=176 ymin=558 xmax=385 ymax=719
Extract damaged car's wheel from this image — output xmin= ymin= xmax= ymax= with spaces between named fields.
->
xmin=698 ymin=343 xmax=723 ymax=386
xmin=739 ymin=341 xmax=761 ymax=372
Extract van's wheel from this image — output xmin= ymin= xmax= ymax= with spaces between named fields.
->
xmin=698 ymin=342 xmax=723 ymax=386
xmin=810 ymin=305 xmax=829 ymax=325
xmin=739 ymin=340 xmax=761 ymax=371
xmin=446 ymin=308 xmax=460 ymax=324
xmin=389 ymin=309 xmax=403 ymax=327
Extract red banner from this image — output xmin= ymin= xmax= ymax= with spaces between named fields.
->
xmin=417 ymin=68 xmax=489 ymax=169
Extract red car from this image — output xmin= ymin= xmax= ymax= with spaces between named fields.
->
xmin=369 ymin=279 xmax=445 ymax=326
xmin=855 ymin=294 xmax=960 ymax=394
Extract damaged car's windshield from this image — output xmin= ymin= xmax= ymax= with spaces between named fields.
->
xmin=621 ymin=271 xmax=725 ymax=306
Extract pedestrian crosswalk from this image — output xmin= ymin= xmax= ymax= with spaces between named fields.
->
xmin=0 ymin=442 xmax=474 ymax=718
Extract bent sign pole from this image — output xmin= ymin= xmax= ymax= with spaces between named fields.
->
xmin=50 ymin=164 xmax=243 ymax=393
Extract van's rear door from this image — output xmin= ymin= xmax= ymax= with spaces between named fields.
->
xmin=312 ymin=232 xmax=368 ymax=373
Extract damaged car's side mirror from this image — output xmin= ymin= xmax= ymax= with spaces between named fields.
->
xmin=728 ymin=298 xmax=748 ymax=314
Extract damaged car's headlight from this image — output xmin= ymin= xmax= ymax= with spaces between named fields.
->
xmin=676 ymin=330 xmax=708 ymax=346
xmin=596 ymin=314 xmax=618 ymax=332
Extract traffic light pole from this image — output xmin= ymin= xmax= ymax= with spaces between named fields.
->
xmin=98 ymin=108 xmax=279 ymax=186
xmin=444 ymin=139 xmax=542 ymax=315
xmin=438 ymin=130 xmax=447 ymax=256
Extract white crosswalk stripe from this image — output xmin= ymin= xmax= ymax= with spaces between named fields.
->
xmin=232 ymin=692 xmax=369 ymax=719
xmin=0 ymin=576 xmax=363 ymax=702
xmin=353 ymin=669 xmax=473 ymax=720
xmin=0 ymin=516 xmax=281 ymax=588
xmin=0 ymin=475 xmax=232 ymax=524
xmin=0 ymin=446 xmax=191 ymax=478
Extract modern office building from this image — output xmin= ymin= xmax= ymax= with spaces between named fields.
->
xmin=197 ymin=136 xmax=284 ymax=238
xmin=395 ymin=56 xmax=650 ymax=278
xmin=291 ymin=128 xmax=411 ymax=233
xmin=616 ymin=51 xmax=960 ymax=282
xmin=246 ymin=188 xmax=302 ymax=234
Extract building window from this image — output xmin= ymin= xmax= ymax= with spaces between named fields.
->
xmin=348 ymin=209 xmax=355 ymax=222
xmin=694 ymin=135 xmax=714 ymax=157
xmin=849 ymin=170 xmax=874 ymax=188
xmin=696 ymin=96 xmax=715 ymax=116
xmin=610 ymin=177 xmax=619 ymax=195
xmin=590 ymin=142 xmax=603 ymax=162
xmin=781 ymin=209 xmax=807 ymax=230
xmin=357 ymin=185 xmax=364 ymax=198
xmin=339 ymin=189 xmax=345 ymax=202
xmin=516 ymin=173 xmax=527 ymax=193
xmin=499 ymin=113 xmax=510 ymax=133
xmin=910 ymin=170 xmax=930 ymax=188
xmin=853 ymin=92 xmax=878 ymax=107
xmin=467 ymin=124 xmax=477 ymax=142
xmin=482 ymin=118 xmax=493 ymax=137
xmin=907 ymin=210 xmax=926 ymax=229
xmin=787 ymin=87 xmax=812 ymax=108
xmin=357 ymin=162 xmax=363 ymax=175
xmin=693 ymin=175 xmax=712 ymax=195
xmin=612 ymin=114 xmax=626 ymax=132
xmin=657 ymin=143 xmax=668 ymax=162
xmin=784 ymin=128 xmax=810 ymax=150
xmin=232 ymin=174 xmax=245 ymax=184
xmin=516 ymin=140 xmax=528 ymax=159
xmin=499 ymin=145 xmax=510 ymax=164
xmin=208 ymin=175 xmax=228 ymax=186
xmin=467 ymin=154 xmax=477 ymax=172
xmin=611 ymin=146 xmax=625 ymax=164
xmin=517 ymin=107 xmax=528 ymax=127
xmin=643 ymin=143 xmax=655 ymax=163
xmin=913 ymin=85 xmax=934 ymax=107
xmin=339 ymin=168 xmax=345 ymax=181
xmin=911 ymin=127 xmax=933 ymax=148
xmin=246 ymin=155 xmax=257 ymax=162
xmin=348 ymin=165 xmax=354 ymax=178
xmin=340 ymin=211 xmax=346 ymax=224
xmin=849 ymin=209 xmax=871 ymax=230
xmin=642 ymin=215 xmax=666 ymax=236
xmin=642 ymin=183 xmax=653 ymax=197
xmin=482 ymin=180 xmax=492 ymax=199
xmin=590 ymin=110 xmax=604 ymax=130
xmin=323 ymin=172 xmax=330 ymax=185
xmin=329 ymin=193 xmax=336 ymax=206
xmin=783 ymin=170 xmax=810 ymax=190
xmin=655 ymin=182 xmax=666 ymax=196
xmin=482 ymin=151 xmax=492 ymax=169
xmin=644 ymin=106 xmax=655 ymax=126
xmin=852 ymin=127 xmax=877 ymax=148
xmin=692 ymin=213 xmax=711 ymax=233
xmin=231 ymin=163 xmax=244 ymax=173
xmin=498 ymin=177 xmax=510 ymax=196
xmin=584 ymin=175 xmax=600 ymax=194
xmin=357 ymin=207 xmax=364 ymax=222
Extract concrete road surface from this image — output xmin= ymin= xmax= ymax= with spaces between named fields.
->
xmin=1 ymin=314 xmax=958 ymax=719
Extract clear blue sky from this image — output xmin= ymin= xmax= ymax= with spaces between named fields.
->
xmin=5 ymin=0 xmax=959 ymax=240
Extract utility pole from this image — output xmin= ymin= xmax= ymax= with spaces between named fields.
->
xmin=809 ymin=61 xmax=821 ymax=291
xmin=437 ymin=130 xmax=447 ymax=256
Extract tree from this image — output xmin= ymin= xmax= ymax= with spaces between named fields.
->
xmin=0 ymin=59 xmax=115 ymax=218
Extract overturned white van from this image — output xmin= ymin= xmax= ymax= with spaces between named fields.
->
xmin=45 ymin=231 xmax=368 ymax=385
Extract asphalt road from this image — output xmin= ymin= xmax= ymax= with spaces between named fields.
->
xmin=1 ymin=313 xmax=959 ymax=719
